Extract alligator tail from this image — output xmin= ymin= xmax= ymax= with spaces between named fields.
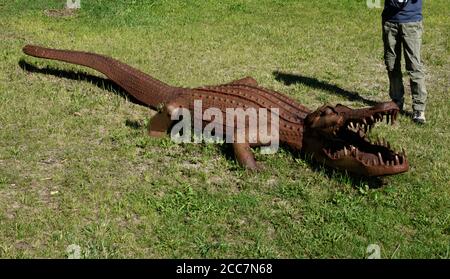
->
xmin=23 ymin=45 xmax=178 ymax=108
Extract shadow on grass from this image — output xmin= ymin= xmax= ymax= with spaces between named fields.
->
xmin=125 ymin=119 xmax=145 ymax=130
xmin=273 ymin=70 xmax=379 ymax=106
xmin=19 ymin=59 xmax=149 ymax=108
xmin=273 ymin=70 xmax=412 ymax=118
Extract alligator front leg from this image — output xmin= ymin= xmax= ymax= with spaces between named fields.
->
xmin=148 ymin=106 xmax=173 ymax=137
xmin=148 ymin=98 xmax=188 ymax=137
xmin=232 ymin=142 xmax=258 ymax=170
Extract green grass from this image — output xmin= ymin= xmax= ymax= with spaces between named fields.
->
xmin=0 ymin=0 xmax=449 ymax=258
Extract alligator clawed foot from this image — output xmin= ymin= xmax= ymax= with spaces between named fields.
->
xmin=232 ymin=142 xmax=259 ymax=171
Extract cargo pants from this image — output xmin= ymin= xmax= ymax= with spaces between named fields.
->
xmin=382 ymin=20 xmax=427 ymax=112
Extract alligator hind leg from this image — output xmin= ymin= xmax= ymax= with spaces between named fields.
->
xmin=228 ymin=76 xmax=258 ymax=86
xmin=232 ymin=142 xmax=258 ymax=170
xmin=198 ymin=77 xmax=258 ymax=91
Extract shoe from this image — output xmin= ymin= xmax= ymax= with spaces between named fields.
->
xmin=412 ymin=111 xmax=426 ymax=124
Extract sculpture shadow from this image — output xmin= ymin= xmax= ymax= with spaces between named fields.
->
xmin=19 ymin=59 xmax=149 ymax=108
xmin=273 ymin=70 xmax=379 ymax=106
xmin=125 ymin=119 xmax=145 ymax=130
xmin=273 ymin=71 xmax=412 ymax=117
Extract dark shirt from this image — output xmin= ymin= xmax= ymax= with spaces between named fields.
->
xmin=382 ymin=0 xmax=423 ymax=23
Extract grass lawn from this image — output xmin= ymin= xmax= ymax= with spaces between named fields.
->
xmin=0 ymin=0 xmax=448 ymax=258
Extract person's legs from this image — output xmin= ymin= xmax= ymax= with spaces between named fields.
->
xmin=402 ymin=21 xmax=427 ymax=123
xmin=383 ymin=21 xmax=404 ymax=110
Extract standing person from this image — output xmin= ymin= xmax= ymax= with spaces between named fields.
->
xmin=382 ymin=0 xmax=427 ymax=124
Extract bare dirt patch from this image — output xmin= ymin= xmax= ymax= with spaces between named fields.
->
xmin=44 ymin=9 xmax=78 ymax=18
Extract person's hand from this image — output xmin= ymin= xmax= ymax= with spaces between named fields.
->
xmin=390 ymin=0 xmax=409 ymax=8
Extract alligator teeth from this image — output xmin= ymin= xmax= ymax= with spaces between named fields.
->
xmin=343 ymin=146 xmax=348 ymax=156
xmin=395 ymin=155 xmax=400 ymax=165
xmin=376 ymin=113 xmax=381 ymax=122
xmin=372 ymin=159 xmax=377 ymax=166
xmin=378 ymin=152 xmax=383 ymax=164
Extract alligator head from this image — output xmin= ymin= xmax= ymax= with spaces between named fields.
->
xmin=302 ymin=101 xmax=408 ymax=176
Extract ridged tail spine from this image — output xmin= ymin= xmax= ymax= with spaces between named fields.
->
xmin=23 ymin=45 xmax=177 ymax=108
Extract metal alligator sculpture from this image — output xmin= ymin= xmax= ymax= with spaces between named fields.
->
xmin=22 ymin=45 xmax=409 ymax=176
